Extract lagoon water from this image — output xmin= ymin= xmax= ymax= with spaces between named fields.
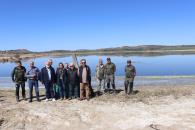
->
xmin=1 ymin=55 xmax=195 ymax=77
xmin=1 ymin=55 xmax=195 ymax=88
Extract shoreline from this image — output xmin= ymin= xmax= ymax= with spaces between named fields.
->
xmin=1 ymin=75 xmax=195 ymax=89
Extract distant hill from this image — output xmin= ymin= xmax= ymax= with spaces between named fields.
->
xmin=1 ymin=45 xmax=195 ymax=62
xmin=0 ymin=49 xmax=32 ymax=54
xmin=30 ymin=45 xmax=194 ymax=53
xmin=0 ymin=45 xmax=195 ymax=57
xmin=1 ymin=45 xmax=195 ymax=54
xmin=81 ymin=45 xmax=195 ymax=52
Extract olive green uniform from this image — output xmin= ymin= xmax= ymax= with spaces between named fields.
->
xmin=124 ymin=65 xmax=136 ymax=94
xmin=105 ymin=62 xmax=116 ymax=90
xmin=95 ymin=64 xmax=105 ymax=92
xmin=11 ymin=66 xmax=27 ymax=102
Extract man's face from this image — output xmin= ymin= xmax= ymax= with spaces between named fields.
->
xmin=30 ymin=63 xmax=34 ymax=68
xmin=59 ymin=64 xmax=63 ymax=69
xmin=70 ymin=66 xmax=74 ymax=70
xmin=82 ymin=61 xmax=86 ymax=67
xmin=64 ymin=64 xmax=68 ymax=68
xmin=49 ymin=62 xmax=52 ymax=66
xmin=16 ymin=62 xmax=21 ymax=67
xmin=45 ymin=62 xmax=50 ymax=68
xmin=107 ymin=60 xmax=111 ymax=64
xmin=48 ymin=59 xmax=53 ymax=66
xmin=127 ymin=63 xmax=131 ymax=66
xmin=99 ymin=60 xmax=103 ymax=65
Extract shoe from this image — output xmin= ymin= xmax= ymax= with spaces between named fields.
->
xmin=45 ymin=98 xmax=49 ymax=102
xmin=79 ymin=98 xmax=84 ymax=101
xmin=23 ymin=96 xmax=27 ymax=101
xmin=52 ymin=98 xmax=56 ymax=101
xmin=16 ymin=97 xmax=19 ymax=102
xmin=29 ymin=100 xmax=32 ymax=103
xmin=87 ymin=98 xmax=90 ymax=101
xmin=37 ymin=99 xmax=41 ymax=102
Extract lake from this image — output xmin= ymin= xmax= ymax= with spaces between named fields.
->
xmin=1 ymin=55 xmax=195 ymax=77
xmin=1 ymin=54 xmax=195 ymax=88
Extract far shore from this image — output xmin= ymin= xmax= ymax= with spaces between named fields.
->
xmin=2 ymin=45 xmax=195 ymax=62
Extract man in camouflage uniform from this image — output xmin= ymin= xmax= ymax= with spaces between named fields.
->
xmin=124 ymin=60 xmax=136 ymax=94
xmin=11 ymin=61 xmax=27 ymax=102
xmin=95 ymin=58 xmax=105 ymax=95
xmin=105 ymin=57 xmax=116 ymax=92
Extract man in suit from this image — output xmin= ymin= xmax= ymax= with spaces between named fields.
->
xmin=41 ymin=61 xmax=56 ymax=101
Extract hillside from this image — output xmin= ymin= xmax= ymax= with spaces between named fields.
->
xmin=1 ymin=45 xmax=195 ymax=62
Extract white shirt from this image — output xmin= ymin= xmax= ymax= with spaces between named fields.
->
xmin=47 ymin=68 xmax=51 ymax=81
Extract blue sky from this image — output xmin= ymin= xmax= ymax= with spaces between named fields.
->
xmin=0 ymin=0 xmax=195 ymax=51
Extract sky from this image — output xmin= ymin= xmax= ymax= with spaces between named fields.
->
xmin=0 ymin=0 xmax=195 ymax=51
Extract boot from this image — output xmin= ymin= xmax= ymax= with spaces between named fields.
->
xmin=112 ymin=84 xmax=116 ymax=94
xmin=23 ymin=95 xmax=27 ymax=101
xmin=37 ymin=97 xmax=40 ymax=102
xmin=16 ymin=96 xmax=19 ymax=102
xmin=129 ymin=86 xmax=133 ymax=94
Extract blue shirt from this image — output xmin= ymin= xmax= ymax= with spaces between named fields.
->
xmin=26 ymin=66 xmax=39 ymax=79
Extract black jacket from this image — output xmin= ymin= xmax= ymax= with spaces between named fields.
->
xmin=67 ymin=67 xmax=79 ymax=85
xmin=56 ymin=68 xmax=68 ymax=84
xmin=79 ymin=65 xmax=91 ymax=85
xmin=11 ymin=66 xmax=26 ymax=83
xmin=41 ymin=66 xmax=56 ymax=83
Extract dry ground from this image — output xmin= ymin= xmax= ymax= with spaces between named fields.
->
xmin=0 ymin=85 xmax=195 ymax=130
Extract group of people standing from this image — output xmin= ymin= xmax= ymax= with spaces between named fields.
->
xmin=11 ymin=57 xmax=136 ymax=103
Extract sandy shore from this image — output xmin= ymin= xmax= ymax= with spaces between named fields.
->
xmin=1 ymin=85 xmax=195 ymax=130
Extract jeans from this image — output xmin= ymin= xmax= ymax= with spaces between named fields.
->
xmin=44 ymin=82 xmax=54 ymax=99
xmin=58 ymin=79 xmax=65 ymax=99
xmin=15 ymin=82 xmax=26 ymax=100
xmin=28 ymin=80 xmax=39 ymax=101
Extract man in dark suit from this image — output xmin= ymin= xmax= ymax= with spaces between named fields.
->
xmin=41 ymin=61 xmax=56 ymax=101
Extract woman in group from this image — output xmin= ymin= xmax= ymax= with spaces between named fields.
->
xmin=56 ymin=62 xmax=68 ymax=100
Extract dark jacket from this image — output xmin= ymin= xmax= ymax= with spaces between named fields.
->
xmin=56 ymin=68 xmax=68 ymax=85
xmin=41 ymin=66 xmax=56 ymax=83
xmin=67 ymin=67 xmax=79 ymax=85
xmin=11 ymin=66 xmax=26 ymax=83
xmin=79 ymin=65 xmax=91 ymax=85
